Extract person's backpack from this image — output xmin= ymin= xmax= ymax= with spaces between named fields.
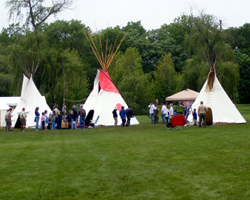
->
xmin=52 ymin=115 xmax=56 ymax=122
xmin=80 ymin=109 xmax=86 ymax=117
xmin=70 ymin=110 xmax=74 ymax=115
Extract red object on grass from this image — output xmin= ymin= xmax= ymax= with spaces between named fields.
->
xmin=171 ymin=115 xmax=186 ymax=128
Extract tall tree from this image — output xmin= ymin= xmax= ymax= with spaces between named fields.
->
xmin=153 ymin=53 xmax=181 ymax=101
xmin=6 ymin=0 xmax=73 ymax=76
xmin=109 ymin=47 xmax=154 ymax=114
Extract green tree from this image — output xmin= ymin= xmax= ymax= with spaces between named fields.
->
xmin=109 ymin=47 xmax=154 ymax=114
xmin=237 ymin=54 xmax=250 ymax=103
xmin=6 ymin=0 xmax=73 ymax=77
xmin=0 ymin=43 xmax=12 ymax=96
xmin=153 ymin=53 xmax=181 ymax=101
xmin=46 ymin=49 xmax=89 ymax=109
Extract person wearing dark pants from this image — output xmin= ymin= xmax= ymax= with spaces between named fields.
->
xmin=119 ymin=106 xmax=126 ymax=127
xmin=165 ymin=106 xmax=170 ymax=128
xmin=78 ymin=106 xmax=86 ymax=129
xmin=53 ymin=106 xmax=60 ymax=129
xmin=126 ymin=106 xmax=133 ymax=126
xmin=198 ymin=101 xmax=207 ymax=128
xmin=112 ymin=108 xmax=118 ymax=127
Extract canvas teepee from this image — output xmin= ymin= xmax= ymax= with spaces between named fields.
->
xmin=12 ymin=74 xmax=52 ymax=128
xmin=188 ymin=74 xmax=246 ymax=124
xmin=83 ymin=30 xmax=139 ymax=126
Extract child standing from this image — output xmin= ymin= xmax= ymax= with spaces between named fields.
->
xmin=41 ymin=112 xmax=45 ymax=130
xmin=193 ymin=109 xmax=198 ymax=126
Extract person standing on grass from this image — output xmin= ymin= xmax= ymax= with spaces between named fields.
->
xmin=71 ymin=105 xmax=78 ymax=129
xmin=126 ymin=106 xmax=133 ymax=126
xmin=192 ymin=109 xmax=198 ymax=126
xmin=112 ymin=107 xmax=118 ymax=127
xmin=198 ymin=101 xmax=207 ymax=128
xmin=78 ymin=106 xmax=86 ymax=129
xmin=184 ymin=104 xmax=189 ymax=123
xmin=169 ymin=103 xmax=174 ymax=127
xmin=5 ymin=108 xmax=13 ymax=131
xmin=153 ymin=104 xmax=159 ymax=124
xmin=67 ymin=110 xmax=72 ymax=129
xmin=53 ymin=106 xmax=60 ymax=129
xmin=44 ymin=110 xmax=49 ymax=130
xmin=35 ymin=107 xmax=40 ymax=131
xmin=19 ymin=108 xmax=27 ymax=132
xmin=148 ymin=102 xmax=155 ymax=124
xmin=51 ymin=110 xmax=56 ymax=130
xmin=161 ymin=102 xmax=167 ymax=124
xmin=165 ymin=105 xmax=170 ymax=128
xmin=41 ymin=112 xmax=45 ymax=130
xmin=119 ymin=106 xmax=126 ymax=127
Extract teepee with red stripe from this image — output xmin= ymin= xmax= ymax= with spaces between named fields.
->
xmin=83 ymin=30 xmax=139 ymax=126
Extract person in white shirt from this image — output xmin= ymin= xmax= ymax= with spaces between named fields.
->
xmin=165 ymin=105 xmax=170 ymax=127
xmin=161 ymin=102 xmax=167 ymax=124
xmin=169 ymin=103 xmax=174 ymax=127
xmin=148 ymin=102 xmax=155 ymax=124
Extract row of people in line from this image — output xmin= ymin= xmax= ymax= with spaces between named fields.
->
xmin=35 ymin=105 xmax=87 ymax=130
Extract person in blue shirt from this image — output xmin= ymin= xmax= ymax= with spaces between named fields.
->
xmin=192 ymin=108 xmax=198 ymax=126
xmin=119 ymin=106 xmax=126 ymax=127
xmin=35 ymin=107 xmax=40 ymax=131
xmin=184 ymin=104 xmax=189 ymax=123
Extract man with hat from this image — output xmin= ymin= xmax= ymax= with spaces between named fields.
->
xmin=19 ymin=108 xmax=27 ymax=132
xmin=5 ymin=108 xmax=13 ymax=131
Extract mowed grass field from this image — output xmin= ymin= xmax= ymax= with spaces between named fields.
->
xmin=0 ymin=105 xmax=250 ymax=200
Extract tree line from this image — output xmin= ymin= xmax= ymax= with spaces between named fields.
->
xmin=0 ymin=12 xmax=250 ymax=114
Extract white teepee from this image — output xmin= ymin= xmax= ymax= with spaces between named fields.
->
xmin=0 ymin=99 xmax=10 ymax=127
xmin=83 ymin=69 xmax=139 ymax=126
xmin=12 ymin=75 xmax=52 ymax=128
xmin=188 ymin=74 xmax=246 ymax=124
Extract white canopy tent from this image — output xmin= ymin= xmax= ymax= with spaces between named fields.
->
xmin=83 ymin=69 xmax=139 ymax=126
xmin=188 ymin=75 xmax=246 ymax=125
xmin=0 ymin=99 xmax=10 ymax=127
xmin=165 ymin=89 xmax=199 ymax=101
xmin=0 ymin=97 xmax=20 ymax=107
xmin=12 ymin=75 xmax=52 ymax=128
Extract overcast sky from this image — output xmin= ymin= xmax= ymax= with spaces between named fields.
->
xmin=0 ymin=0 xmax=249 ymax=32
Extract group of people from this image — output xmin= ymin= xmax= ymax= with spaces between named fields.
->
xmin=148 ymin=102 xmax=174 ymax=127
xmin=148 ymin=100 xmax=208 ymax=128
xmin=35 ymin=104 xmax=87 ymax=130
xmin=4 ymin=107 xmax=27 ymax=132
xmin=4 ymin=100 xmax=208 ymax=130
xmin=112 ymin=106 xmax=134 ymax=127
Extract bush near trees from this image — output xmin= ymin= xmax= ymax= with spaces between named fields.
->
xmin=0 ymin=12 xmax=250 ymax=112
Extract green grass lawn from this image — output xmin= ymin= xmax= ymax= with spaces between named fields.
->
xmin=0 ymin=104 xmax=250 ymax=200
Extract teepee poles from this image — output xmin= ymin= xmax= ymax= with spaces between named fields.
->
xmin=83 ymin=29 xmax=128 ymax=71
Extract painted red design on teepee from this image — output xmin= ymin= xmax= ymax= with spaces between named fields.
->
xmin=99 ymin=70 xmax=119 ymax=93
xmin=116 ymin=103 xmax=122 ymax=111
